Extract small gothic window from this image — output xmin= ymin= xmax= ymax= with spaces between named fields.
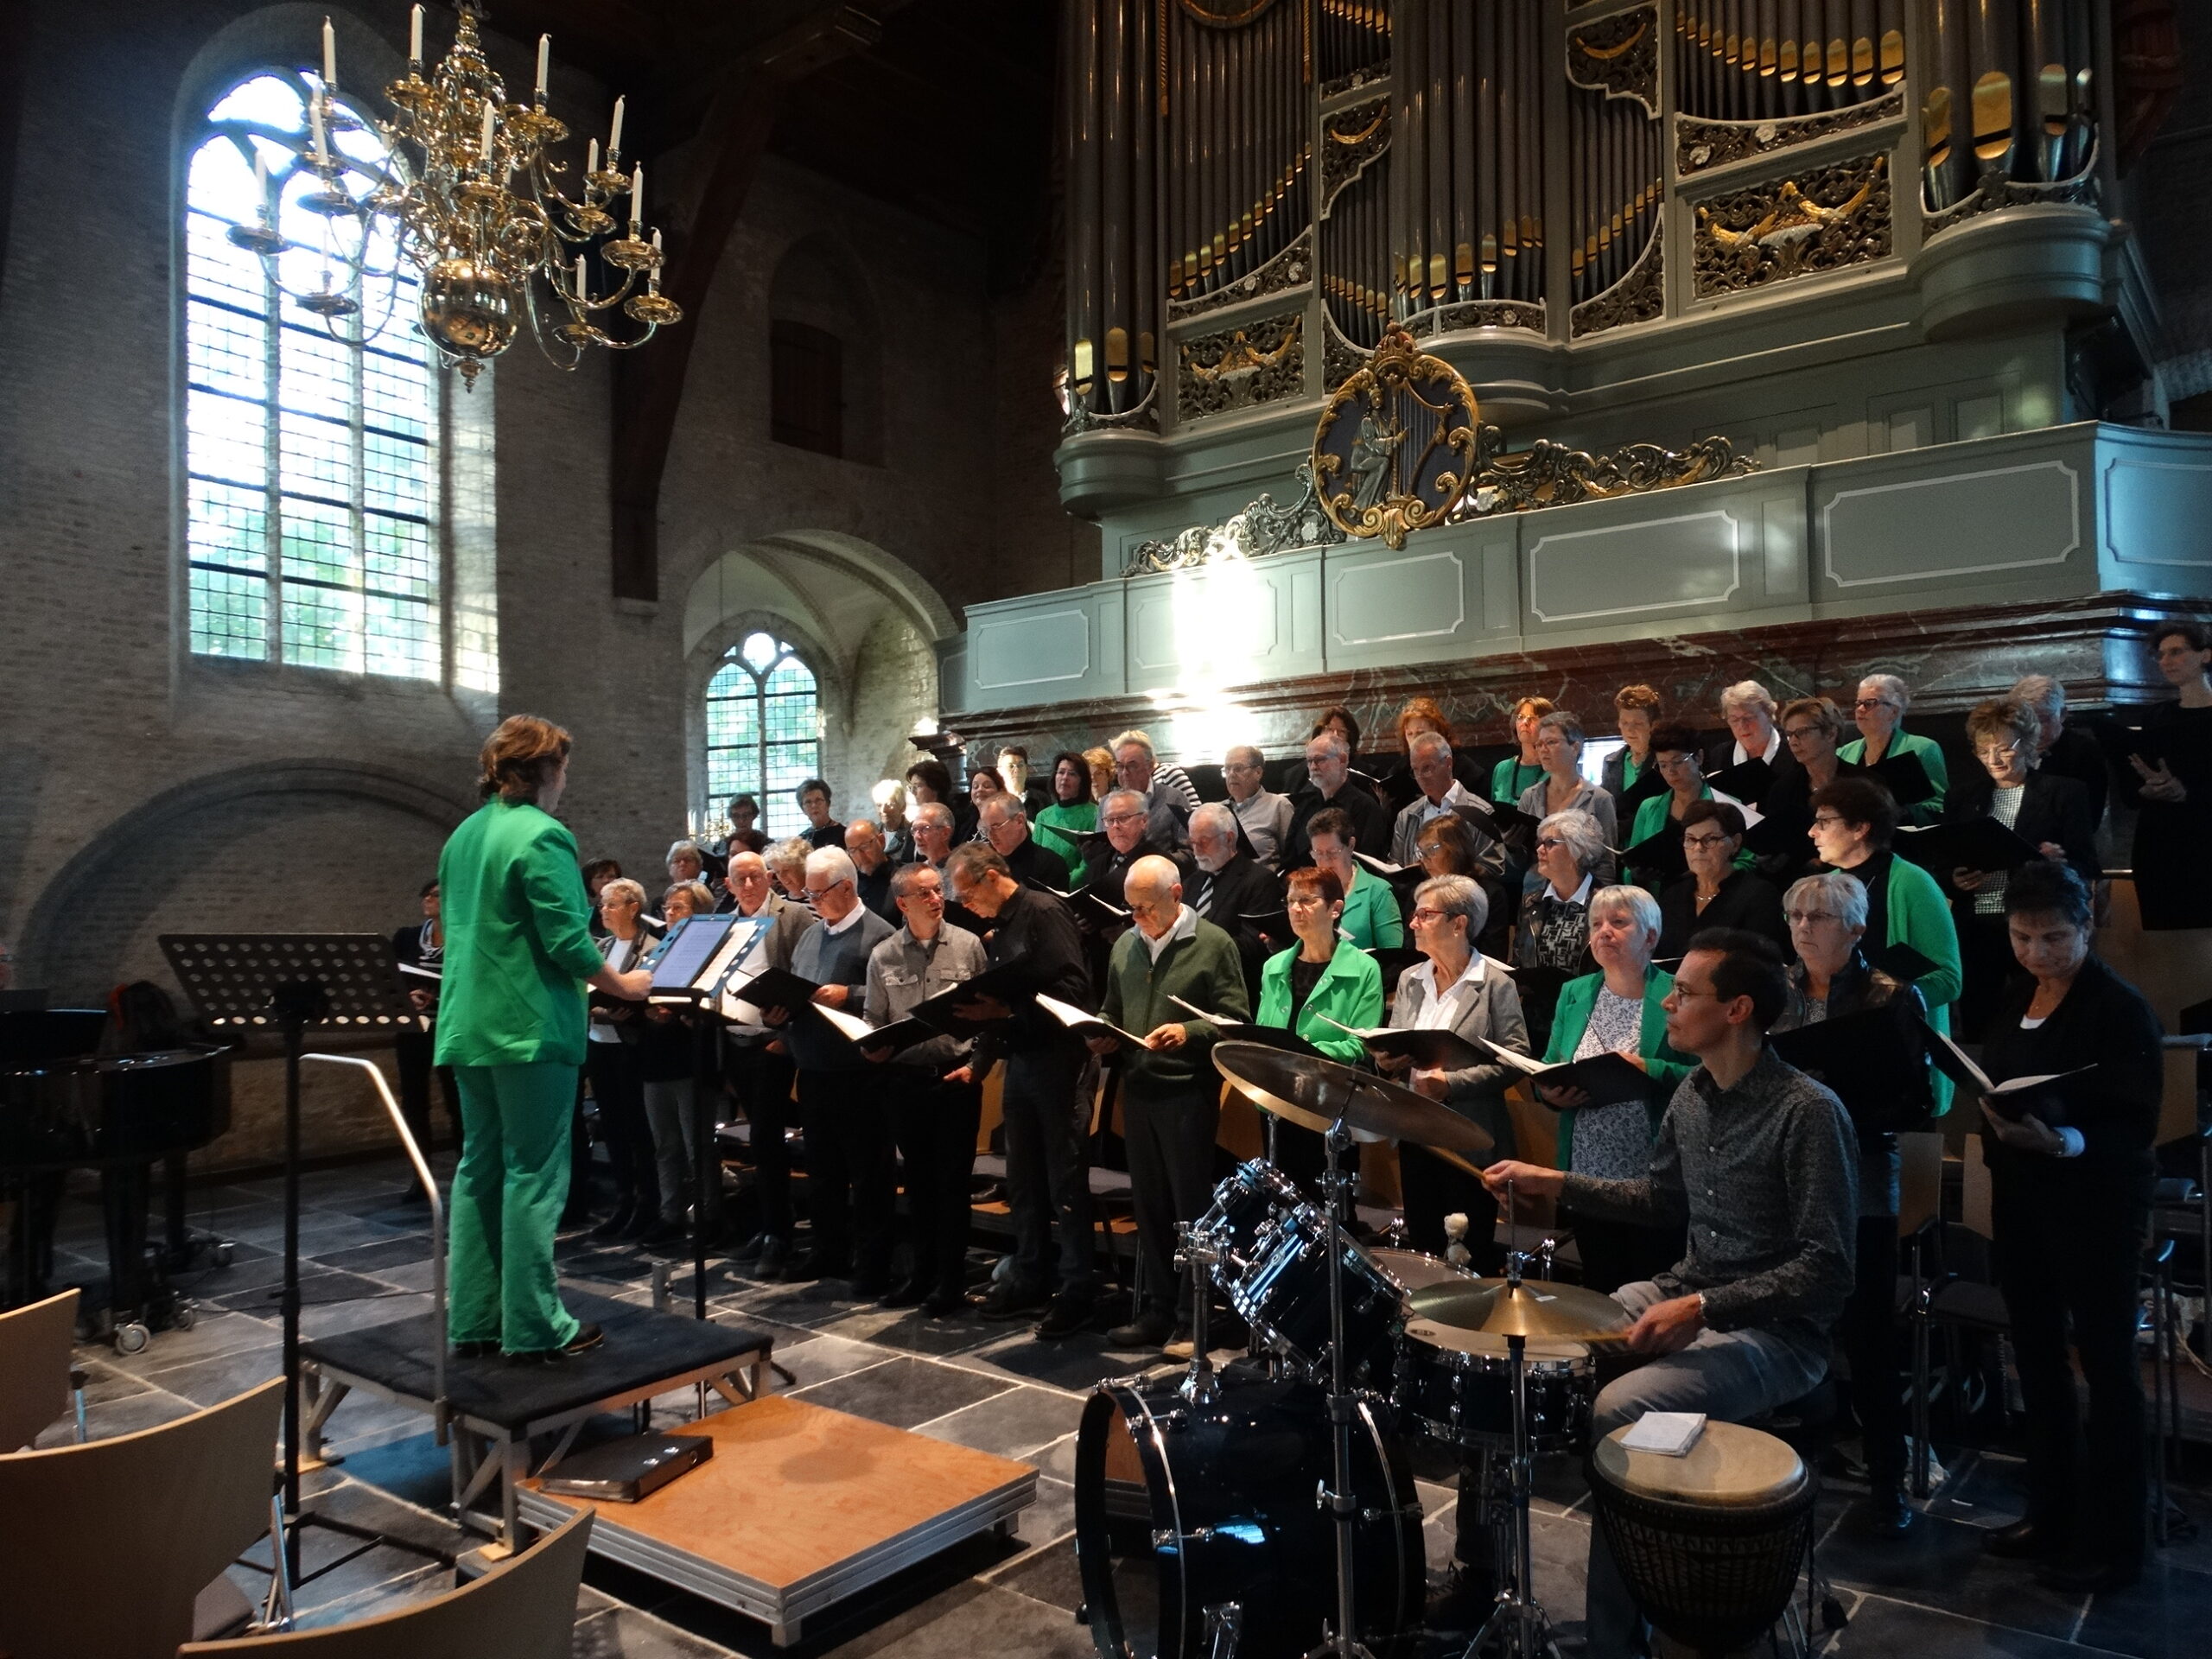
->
xmin=770 ymin=319 xmax=844 ymax=457
xmin=706 ymin=632 xmax=823 ymax=837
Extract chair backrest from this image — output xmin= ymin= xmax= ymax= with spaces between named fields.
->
xmin=180 ymin=1508 xmax=594 ymax=1659
xmin=0 ymin=1287 xmax=78 ymax=1450
xmin=0 ymin=1376 xmax=282 ymax=1659
xmin=1961 ymin=1132 xmax=1994 ymax=1240
xmin=1896 ymin=1133 xmax=1944 ymax=1241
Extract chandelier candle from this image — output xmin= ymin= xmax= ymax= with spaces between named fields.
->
xmin=408 ymin=3 xmax=423 ymax=67
xmin=322 ymin=16 xmax=335 ymax=88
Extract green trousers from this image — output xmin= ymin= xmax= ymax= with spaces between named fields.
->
xmin=448 ymin=1062 xmax=581 ymax=1354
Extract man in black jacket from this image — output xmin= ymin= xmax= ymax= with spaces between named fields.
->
xmin=1283 ymin=730 xmax=1389 ymax=871
xmin=1701 ymin=680 xmax=1803 ymax=812
xmin=944 ymin=842 xmax=1101 ymax=1340
xmin=1185 ymin=802 xmax=1284 ymax=1001
xmin=846 ymin=817 xmax=898 ymax=920
xmin=981 ymin=794 xmax=1072 ymax=891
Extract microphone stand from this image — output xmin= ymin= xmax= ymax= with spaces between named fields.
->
xmin=1307 ymin=1100 xmax=1376 ymax=1659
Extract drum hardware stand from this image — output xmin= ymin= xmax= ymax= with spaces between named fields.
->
xmin=1309 ymin=1112 xmax=1377 ymax=1659
xmin=1205 ymin=1600 xmax=1245 ymax=1659
xmin=1177 ymin=1220 xmax=1223 ymax=1408
xmin=1464 ymin=1183 xmax=1566 ymax=1659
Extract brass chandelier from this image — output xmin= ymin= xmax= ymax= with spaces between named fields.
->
xmin=229 ymin=3 xmax=681 ymax=386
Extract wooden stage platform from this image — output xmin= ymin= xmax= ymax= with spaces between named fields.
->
xmin=517 ymin=1395 xmax=1038 ymax=1647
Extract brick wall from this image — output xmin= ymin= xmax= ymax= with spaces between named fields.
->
xmin=0 ymin=3 xmax=1083 ymax=1165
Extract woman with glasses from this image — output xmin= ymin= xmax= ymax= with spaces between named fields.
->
xmin=1033 ymin=750 xmax=1097 ymax=870
xmin=1305 ymin=806 xmax=1405 ymax=951
xmin=1516 ymin=711 xmax=1618 ymax=876
xmin=1807 ymin=776 xmax=1963 ymax=1109
xmin=584 ymin=877 xmax=664 ymax=1243
xmin=1975 ymin=861 xmax=2163 ymax=1592
xmin=1623 ymin=723 xmax=1736 ymax=887
xmin=1655 ymin=798 xmax=1787 ymax=959
xmin=1514 ymin=808 xmax=1608 ymax=1049
xmin=1770 ymin=869 xmax=1932 ymax=1537
xmin=1944 ymin=697 xmax=2099 ymax=1038
xmin=1418 ymin=816 xmax=1515 ymax=958
xmin=1533 ymin=885 xmax=1692 ymax=1292
xmin=2120 ymin=621 xmax=2212 ymax=930
xmin=1380 ymin=874 xmax=1529 ymax=1265
xmin=1490 ymin=695 xmax=1554 ymax=805
xmin=1839 ymin=673 xmax=1948 ymax=823
xmin=1254 ymin=865 xmax=1387 ymax=1204
xmin=1760 ymin=696 xmax=1858 ymax=853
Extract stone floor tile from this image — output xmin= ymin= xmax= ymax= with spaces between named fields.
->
xmin=789 ymin=1354 xmax=1013 ymax=1431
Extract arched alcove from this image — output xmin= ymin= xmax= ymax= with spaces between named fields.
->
xmin=766 ymin=234 xmax=886 ymax=467
xmin=19 ymin=761 xmax=474 ymax=1000
xmin=681 ymin=533 xmax=955 ymax=833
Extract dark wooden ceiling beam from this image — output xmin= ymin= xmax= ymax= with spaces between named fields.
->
xmin=607 ymin=3 xmax=888 ymax=602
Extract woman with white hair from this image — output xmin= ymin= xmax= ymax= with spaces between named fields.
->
xmin=1380 ymin=874 xmax=1529 ymax=1264
xmin=1512 ymin=808 xmax=1607 ymax=1047
xmin=873 ymin=779 xmax=915 ymax=866
xmin=1839 ymin=672 xmax=1948 ymax=822
xmin=1533 ymin=884 xmax=1693 ymax=1294
xmin=1770 ymin=867 xmax=1933 ymax=1537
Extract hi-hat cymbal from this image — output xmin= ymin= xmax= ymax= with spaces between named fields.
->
xmin=1407 ymin=1276 xmax=1631 ymax=1344
xmin=1211 ymin=1041 xmax=1494 ymax=1154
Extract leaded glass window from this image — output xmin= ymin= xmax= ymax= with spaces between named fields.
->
xmin=706 ymin=633 xmax=823 ymax=838
xmin=183 ymin=71 xmax=442 ymax=678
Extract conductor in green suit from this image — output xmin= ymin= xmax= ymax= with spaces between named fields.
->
xmin=436 ymin=715 xmax=652 ymax=1360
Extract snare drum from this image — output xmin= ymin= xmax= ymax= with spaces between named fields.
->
xmin=1390 ymin=1338 xmax=1596 ymax=1455
xmin=1194 ymin=1159 xmax=1305 ymax=1275
xmin=1229 ymin=1205 xmax=1403 ymax=1382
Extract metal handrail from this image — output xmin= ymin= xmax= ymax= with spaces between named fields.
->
xmin=302 ymin=1053 xmax=446 ymax=1444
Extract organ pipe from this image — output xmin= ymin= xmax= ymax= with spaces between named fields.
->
xmin=1923 ymin=0 xmax=2096 ymax=207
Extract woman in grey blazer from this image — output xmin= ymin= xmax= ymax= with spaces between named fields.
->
xmin=1379 ymin=874 xmax=1530 ymax=1267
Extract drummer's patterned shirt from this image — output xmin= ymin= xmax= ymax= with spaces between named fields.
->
xmin=1555 ymin=1046 xmax=1858 ymax=1353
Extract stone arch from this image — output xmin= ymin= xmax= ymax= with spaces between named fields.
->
xmin=19 ymin=761 xmax=474 ymax=1000
xmin=681 ymin=533 xmax=954 ymax=832
xmin=766 ymin=232 xmax=887 ymax=466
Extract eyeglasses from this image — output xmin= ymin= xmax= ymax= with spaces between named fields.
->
xmin=1784 ymin=908 xmax=1842 ymax=925
xmin=1809 ymin=814 xmax=1847 ymax=830
xmin=1681 ymin=833 xmax=1733 ymax=849
xmin=1669 ymin=985 xmax=1727 ymax=1001
xmin=1852 ymin=697 xmax=1897 ymax=711
xmin=1535 ymin=836 xmax=1567 ymax=851
xmin=1781 ymin=726 xmax=1823 ymax=741
xmin=1975 ymin=744 xmax=2021 ymax=763
xmin=1103 ymin=811 xmax=1145 ymax=827
xmin=1409 ymin=906 xmax=1448 ymax=924
xmin=804 ymin=877 xmax=851 ymax=898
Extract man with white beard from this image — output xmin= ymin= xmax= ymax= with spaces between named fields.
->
xmin=1184 ymin=802 xmax=1283 ymax=1001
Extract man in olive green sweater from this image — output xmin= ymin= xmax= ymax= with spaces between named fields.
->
xmin=1090 ymin=855 xmax=1251 ymax=1348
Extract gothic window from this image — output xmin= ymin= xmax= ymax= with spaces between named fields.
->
xmin=183 ymin=70 xmax=442 ymax=677
xmin=706 ymin=632 xmax=823 ymax=837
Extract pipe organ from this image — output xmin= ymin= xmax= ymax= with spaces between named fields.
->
xmin=1060 ymin=0 xmax=2118 ymax=440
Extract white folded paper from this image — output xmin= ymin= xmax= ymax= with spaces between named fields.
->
xmin=1620 ymin=1412 xmax=1707 ymax=1456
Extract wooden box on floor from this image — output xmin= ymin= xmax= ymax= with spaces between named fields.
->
xmin=516 ymin=1394 xmax=1036 ymax=1647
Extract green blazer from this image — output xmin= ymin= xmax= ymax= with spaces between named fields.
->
xmin=1491 ymin=756 xmax=1544 ymax=806
xmin=1545 ymin=965 xmax=1695 ymax=1167
xmin=1255 ymin=943 xmax=1385 ymax=1065
xmin=1874 ymin=853 xmax=1964 ymax=1113
xmin=434 ymin=799 xmax=607 ymax=1069
xmin=1033 ymin=801 xmax=1096 ymax=870
xmin=1838 ymin=728 xmax=1949 ymax=823
xmin=1338 ymin=866 xmax=1405 ymax=950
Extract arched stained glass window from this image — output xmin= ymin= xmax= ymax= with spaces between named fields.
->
xmin=183 ymin=70 xmax=442 ymax=678
xmin=706 ymin=633 xmax=823 ymax=837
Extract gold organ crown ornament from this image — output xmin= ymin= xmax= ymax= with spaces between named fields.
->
xmin=226 ymin=3 xmax=681 ymax=386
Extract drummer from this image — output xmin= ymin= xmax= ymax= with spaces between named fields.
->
xmin=1480 ymin=928 xmax=1858 ymax=1659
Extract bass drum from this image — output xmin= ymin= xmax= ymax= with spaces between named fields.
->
xmin=1074 ymin=1374 xmax=1425 ymax=1659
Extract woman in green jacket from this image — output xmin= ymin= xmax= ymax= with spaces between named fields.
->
xmin=1306 ymin=806 xmax=1404 ymax=950
xmin=1534 ymin=885 xmax=1694 ymax=1291
xmin=1254 ymin=865 xmax=1385 ymax=1205
xmin=436 ymin=716 xmax=652 ymax=1360
xmin=1032 ymin=750 xmax=1098 ymax=870
xmin=1839 ymin=672 xmax=1948 ymax=823
xmin=1808 ymin=775 xmax=1964 ymax=1110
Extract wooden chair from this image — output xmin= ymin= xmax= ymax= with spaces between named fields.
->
xmin=0 ymin=1376 xmax=283 ymax=1659
xmin=180 ymin=1509 xmax=593 ymax=1659
xmin=0 ymin=1287 xmax=79 ymax=1450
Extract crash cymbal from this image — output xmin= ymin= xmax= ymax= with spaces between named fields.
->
xmin=1407 ymin=1276 xmax=1631 ymax=1344
xmin=1211 ymin=1041 xmax=1494 ymax=1154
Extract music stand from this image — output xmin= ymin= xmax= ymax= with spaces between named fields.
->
xmin=160 ymin=934 xmax=448 ymax=1588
